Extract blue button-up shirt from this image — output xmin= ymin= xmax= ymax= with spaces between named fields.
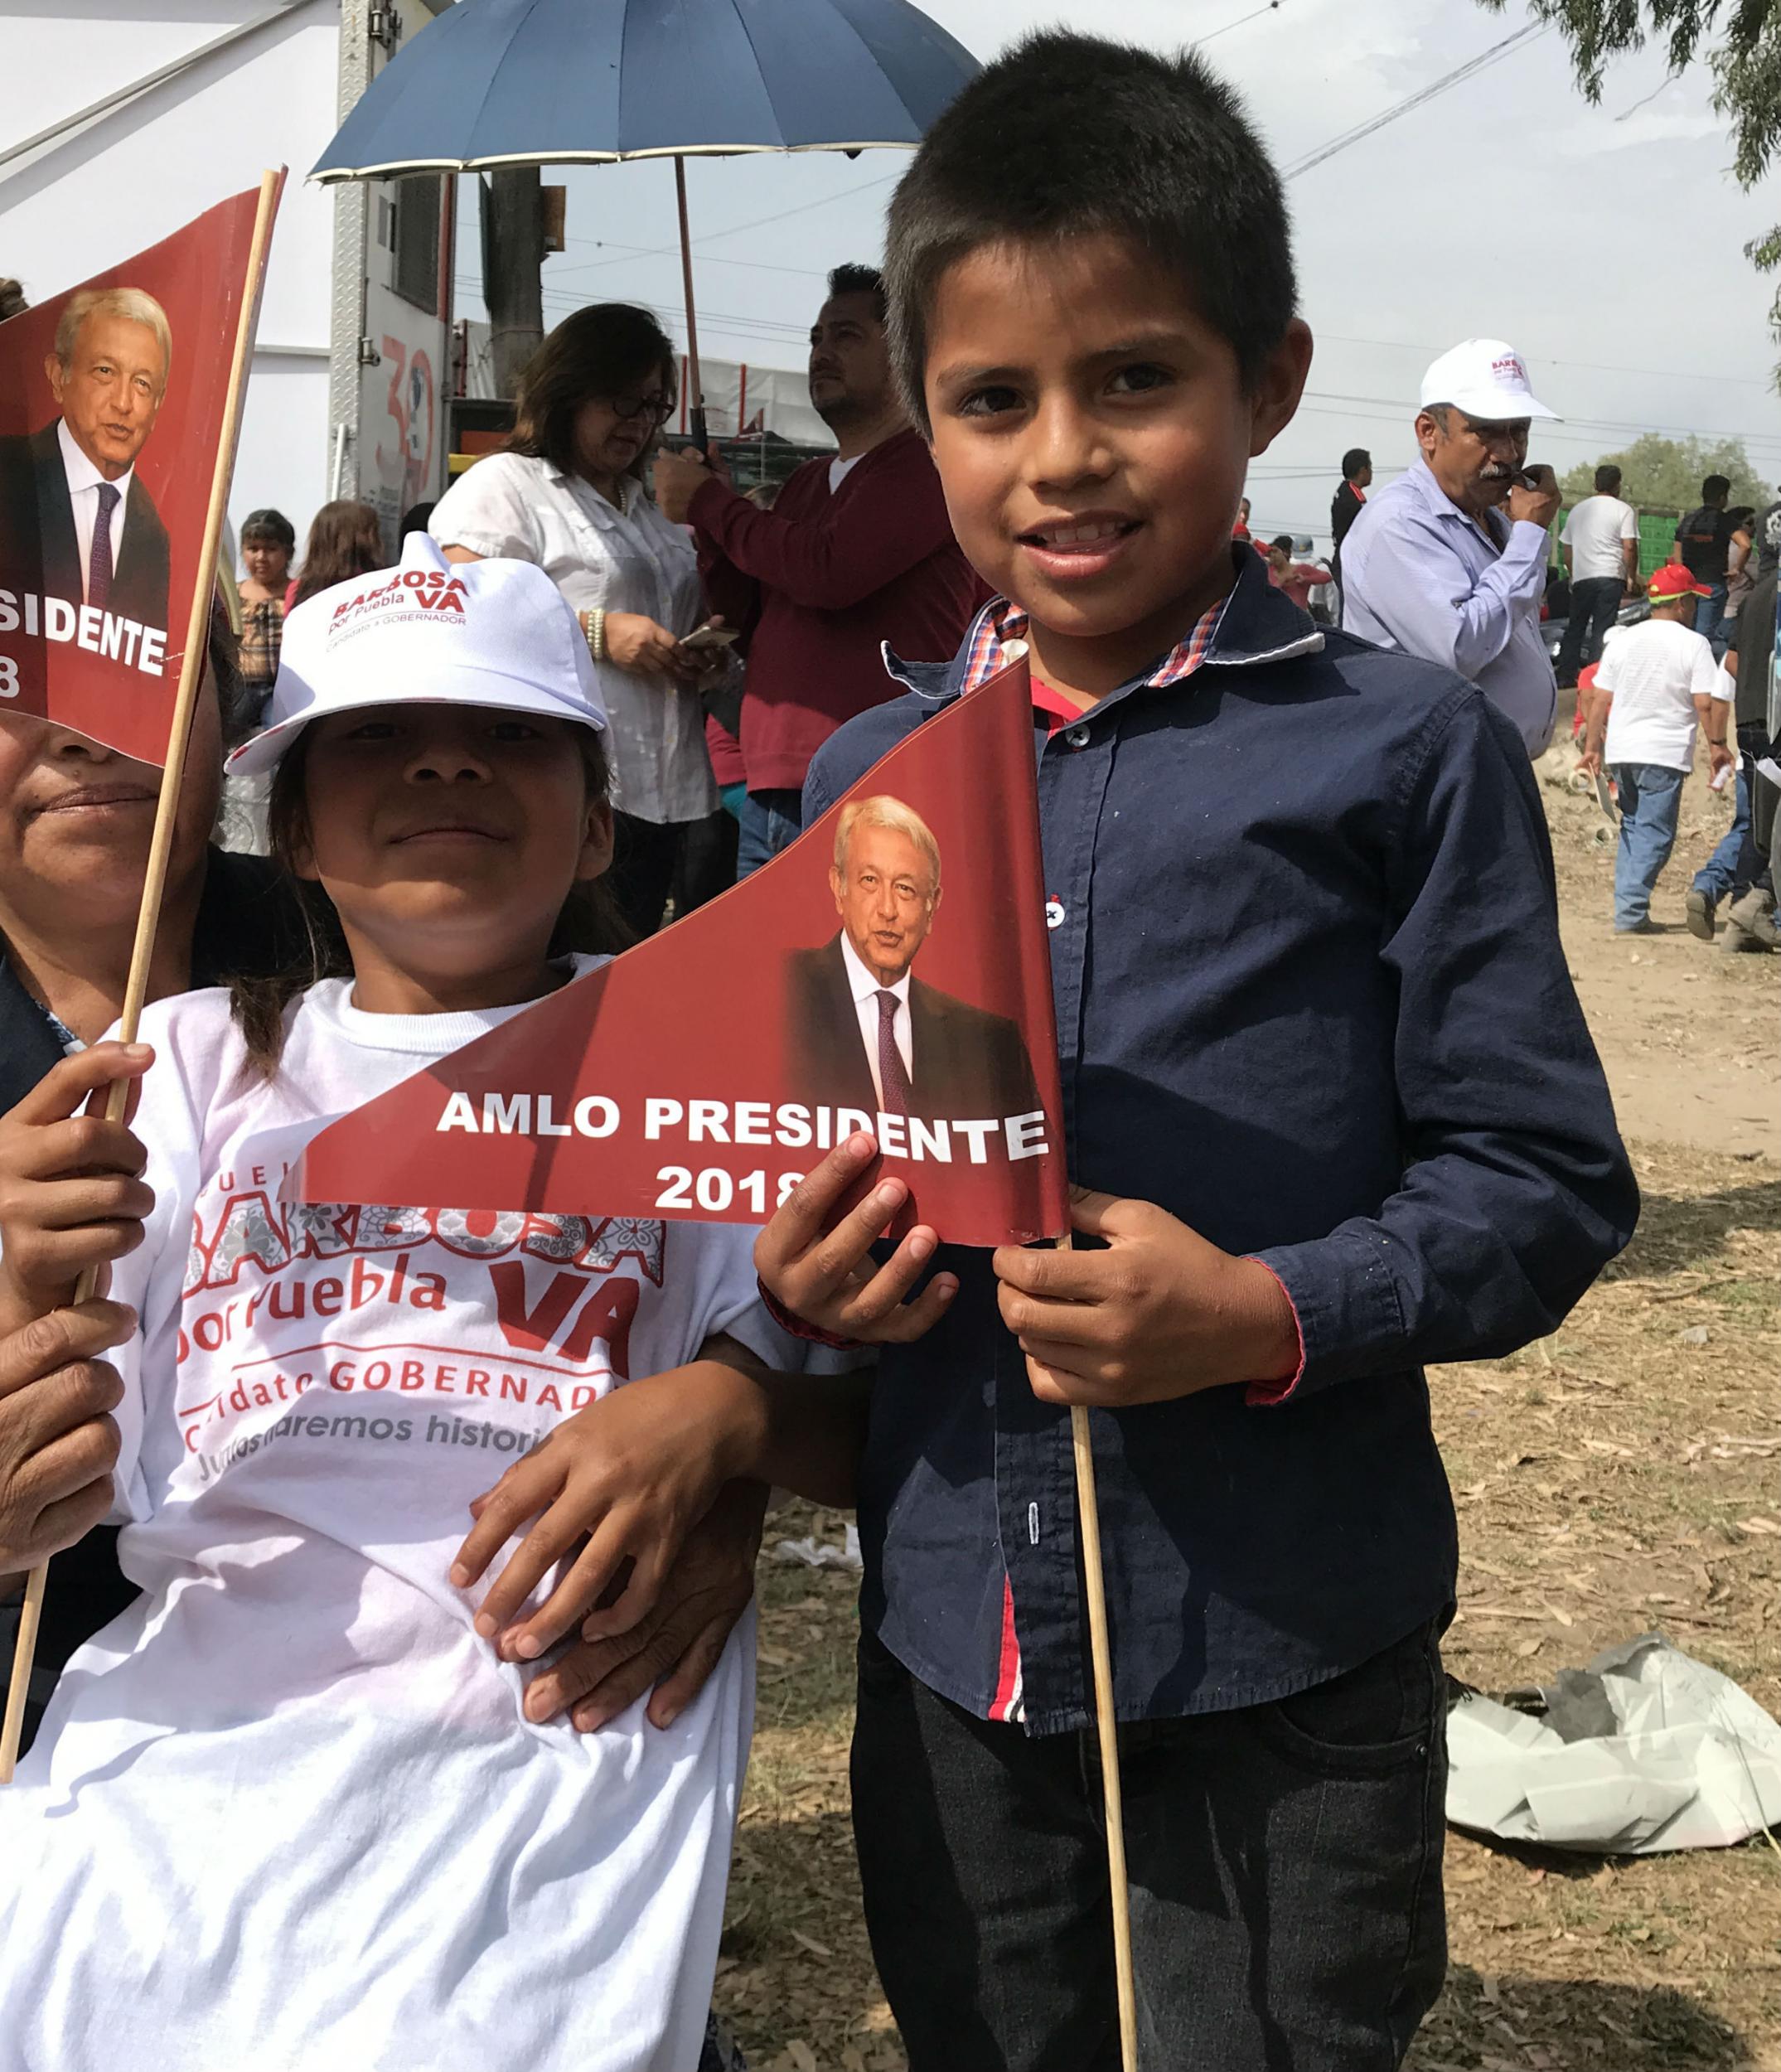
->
xmin=804 ymin=549 xmax=1635 ymax=1736
xmin=1341 ymin=455 xmax=1558 ymax=756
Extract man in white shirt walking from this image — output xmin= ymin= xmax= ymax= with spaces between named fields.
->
xmin=1556 ymin=462 xmax=1640 ymax=688
xmin=1581 ymin=565 xmax=1733 ymax=933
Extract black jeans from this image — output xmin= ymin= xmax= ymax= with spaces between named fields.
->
xmin=1556 ymin=576 xmax=1624 ymax=687
xmin=670 ymin=805 xmax=739 ymax=917
xmin=607 ymin=810 xmax=694 ymax=939
xmin=852 ymin=1621 xmax=1449 ymax=2072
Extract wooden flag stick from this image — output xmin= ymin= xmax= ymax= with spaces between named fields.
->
xmin=0 ymin=169 xmax=282 ymax=1784
xmin=1072 ymin=1412 xmax=1139 ymax=2065
xmin=1060 ymin=1231 xmax=1139 ymax=2070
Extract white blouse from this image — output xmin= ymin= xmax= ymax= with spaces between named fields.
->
xmin=429 ymin=451 xmax=718 ymax=825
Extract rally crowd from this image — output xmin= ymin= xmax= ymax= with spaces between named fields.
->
xmin=0 ymin=26 xmax=1768 ymax=2072
xmin=219 ymin=328 xmax=1779 ymax=961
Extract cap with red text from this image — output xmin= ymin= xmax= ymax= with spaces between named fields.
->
xmin=1419 ymin=337 xmax=1557 ymax=423
xmin=227 ymin=530 xmax=607 ymax=776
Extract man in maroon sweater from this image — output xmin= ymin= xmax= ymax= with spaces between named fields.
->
xmin=655 ymin=265 xmax=982 ymax=874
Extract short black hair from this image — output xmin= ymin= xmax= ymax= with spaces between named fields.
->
xmin=1341 ymin=448 xmax=1370 ymax=480
xmin=1594 ymin=463 xmax=1622 ymax=494
xmin=241 ymin=506 xmax=296 ymax=551
xmin=883 ymin=31 xmax=1297 ymax=428
xmin=1269 ymin=534 xmax=1295 ymax=554
xmin=1702 ymin=473 xmax=1731 ymax=502
xmin=825 ymin=263 xmax=888 ymax=325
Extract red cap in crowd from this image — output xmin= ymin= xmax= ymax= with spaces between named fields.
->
xmin=1646 ymin=565 xmax=1711 ymax=603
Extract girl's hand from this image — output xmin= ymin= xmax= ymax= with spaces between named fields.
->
xmin=603 ymin=611 xmax=690 ymax=677
xmin=753 ymin=1133 xmax=959 ymax=1345
xmin=0 ymin=1046 xmax=156 ymax=1329
xmin=448 ymin=1347 xmax=768 ymax=1663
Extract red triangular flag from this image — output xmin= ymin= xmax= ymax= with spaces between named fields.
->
xmin=290 ymin=654 xmax=1067 ymax=1249
xmin=0 ymin=184 xmax=274 ymax=763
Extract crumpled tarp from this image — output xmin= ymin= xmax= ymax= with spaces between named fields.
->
xmin=1446 ymin=1632 xmax=1781 ymax=1852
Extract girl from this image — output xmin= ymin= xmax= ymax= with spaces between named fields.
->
xmin=0 ymin=535 xmax=864 ymax=2071
xmin=288 ymin=496 xmax=385 ymax=609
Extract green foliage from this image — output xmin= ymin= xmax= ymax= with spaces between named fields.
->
xmin=1481 ymin=2 xmax=1781 ymax=375
xmin=1559 ymin=433 xmax=1770 ymax=510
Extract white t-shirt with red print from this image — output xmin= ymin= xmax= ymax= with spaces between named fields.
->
xmin=0 ymin=966 xmax=807 ymax=2072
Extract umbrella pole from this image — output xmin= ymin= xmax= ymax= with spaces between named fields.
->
xmin=673 ymin=156 xmax=708 ymax=453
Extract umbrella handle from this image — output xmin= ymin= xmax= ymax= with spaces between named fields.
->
xmin=673 ymin=157 xmax=709 ymax=459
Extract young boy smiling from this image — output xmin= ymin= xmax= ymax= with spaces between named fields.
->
xmin=756 ymin=32 xmax=1638 ymax=2070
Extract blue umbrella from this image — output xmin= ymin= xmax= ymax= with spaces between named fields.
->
xmin=312 ymin=0 xmax=979 ymax=438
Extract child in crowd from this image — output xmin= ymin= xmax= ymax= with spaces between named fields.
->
xmin=0 ymin=535 xmax=864 ymax=2071
xmin=754 ymin=32 xmax=1637 ymax=2070
xmin=235 ymin=506 xmax=297 ymax=710
xmin=288 ymin=496 xmax=385 ymax=609
xmin=1580 ymin=564 xmax=1731 ymax=934
xmin=1265 ymin=531 xmax=1333 ymax=612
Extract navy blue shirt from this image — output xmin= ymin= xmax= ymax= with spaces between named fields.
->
xmin=804 ymin=548 xmax=1637 ymax=1737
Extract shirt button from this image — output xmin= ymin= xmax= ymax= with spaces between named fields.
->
xmin=1064 ymin=724 xmax=1091 ymax=749
xmin=1045 ymin=898 xmax=1065 ymax=930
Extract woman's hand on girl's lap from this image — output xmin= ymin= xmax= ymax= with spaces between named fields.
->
xmin=0 ymin=1300 xmax=133 ymax=1572
xmin=753 ymin=1135 xmax=959 ymax=1346
xmin=0 ymin=1046 xmax=157 ymax=1328
xmin=450 ymin=1351 xmax=769 ymax=1663
xmin=519 ymin=1479 xmax=770 ymax=1731
xmin=603 ymin=612 xmax=689 ymax=677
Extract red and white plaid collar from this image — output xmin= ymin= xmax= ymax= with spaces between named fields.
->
xmin=958 ymin=593 xmax=1231 ymax=698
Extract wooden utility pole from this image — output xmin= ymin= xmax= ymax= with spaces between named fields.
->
xmin=482 ymin=166 xmax=544 ymax=399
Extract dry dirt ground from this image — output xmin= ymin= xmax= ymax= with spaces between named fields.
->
xmin=713 ymin=769 xmax=1781 ymax=2072
xmin=1543 ymin=748 xmax=1779 ymax=1161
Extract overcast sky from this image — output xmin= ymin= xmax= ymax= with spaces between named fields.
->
xmin=457 ymin=0 xmax=1781 ymax=549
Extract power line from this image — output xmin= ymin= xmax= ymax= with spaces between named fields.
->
xmin=453 ymin=274 xmax=1781 ymax=452
xmin=1299 ymin=385 xmax=1781 ymax=452
xmin=522 ymin=166 xmax=907 ymax=285
xmin=1288 ymin=398 xmax=1781 ymax=457
xmin=1196 ymin=0 xmax=1285 ymax=47
xmin=1314 ymin=331 xmax=1771 ymax=393
xmin=548 ymin=240 xmax=829 ymax=285
xmin=1280 ymin=23 xmax=1547 ymax=180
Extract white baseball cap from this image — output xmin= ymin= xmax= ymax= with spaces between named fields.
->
xmin=1418 ymin=337 xmax=1558 ymax=424
xmin=226 ymin=530 xmax=608 ymax=776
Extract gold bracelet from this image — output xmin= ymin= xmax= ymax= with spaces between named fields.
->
xmin=583 ymin=608 xmax=607 ymax=664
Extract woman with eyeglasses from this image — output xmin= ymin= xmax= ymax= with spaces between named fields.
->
xmin=431 ymin=304 xmax=728 ymax=937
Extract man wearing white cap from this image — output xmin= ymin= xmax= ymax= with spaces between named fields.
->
xmin=1341 ymin=338 xmax=1563 ymax=756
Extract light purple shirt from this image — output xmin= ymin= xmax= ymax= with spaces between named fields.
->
xmin=1340 ymin=456 xmax=1557 ymax=756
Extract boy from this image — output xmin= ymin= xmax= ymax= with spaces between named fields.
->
xmin=1265 ymin=533 xmax=1334 ymax=613
xmin=1580 ymin=565 xmax=1731 ymax=935
xmin=756 ymin=33 xmax=1637 ymax=2070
